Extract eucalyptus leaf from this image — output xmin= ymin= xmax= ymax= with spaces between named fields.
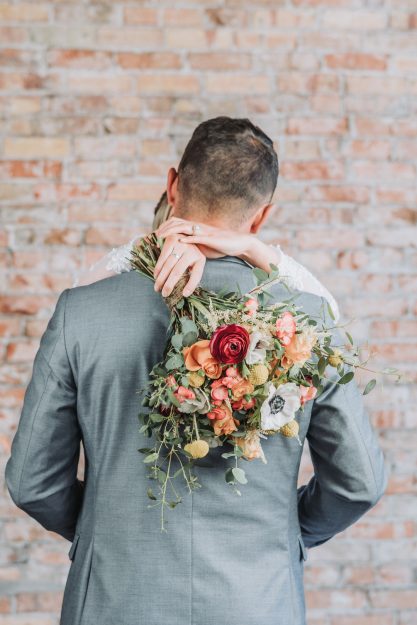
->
xmin=182 ymin=331 xmax=198 ymax=347
xmin=181 ymin=318 xmax=198 ymax=335
xmin=232 ymin=467 xmax=248 ymax=484
xmin=144 ymin=452 xmax=159 ymax=463
xmin=225 ymin=468 xmax=235 ymax=483
xmin=150 ymin=413 xmax=165 ymax=423
xmin=318 ymin=357 xmax=327 ymax=375
xmin=166 ymin=353 xmax=183 ymax=370
xmin=363 ymin=379 xmax=377 ymax=395
xmin=171 ymin=334 xmax=183 ymax=350
xmin=338 ymin=371 xmax=354 ymax=385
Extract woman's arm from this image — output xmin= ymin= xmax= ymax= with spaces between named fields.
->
xmin=155 ymin=217 xmax=340 ymax=321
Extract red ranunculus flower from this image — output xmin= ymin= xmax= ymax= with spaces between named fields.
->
xmin=209 ymin=324 xmax=250 ymax=364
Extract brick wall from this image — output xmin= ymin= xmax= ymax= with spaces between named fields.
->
xmin=1 ymin=1 xmax=416 ymax=623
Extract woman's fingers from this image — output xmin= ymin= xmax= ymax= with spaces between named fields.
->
xmin=156 ymin=218 xmax=208 ymax=238
xmin=179 ymin=235 xmax=216 ymax=247
xmin=154 ymin=238 xmax=176 ymax=278
xmin=182 ymin=257 xmax=206 ymax=297
xmin=156 ymin=217 xmax=189 ymax=236
xmin=160 ymin=252 xmax=195 ymax=297
xmin=154 ymin=251 xmax=183 ymax=292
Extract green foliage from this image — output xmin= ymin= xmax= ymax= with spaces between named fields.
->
xmin=363 ymin=379 xmax=377 ymax=395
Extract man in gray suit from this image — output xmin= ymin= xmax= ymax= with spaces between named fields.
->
xmin=5 ymin=117 xmax=388 ymax=625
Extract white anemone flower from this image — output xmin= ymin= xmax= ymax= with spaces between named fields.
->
xmin=246 ymin=331 xmax=274 ymax=365
xmin=260 ymin=382 xmax=301 ymax=431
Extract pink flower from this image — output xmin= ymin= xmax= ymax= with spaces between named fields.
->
xmin=244 ymin=298 xmax=258 ymax=317
xmin=232 ymin=397 xmax=256 ymax=411
xmin=222 ymin=368 xmax=242 ymax=389
xmin=210 ymin=379 xmax=229 ymax=404
xmin=275 ymin=312 xmax=296 ymax=346
xmin=174 ymin=386 xmax=196 ymax=404
xmin=166 ymin=375 xmax=178 ymax=389
xmin=300 ymin=381 xmax=317 ymax=406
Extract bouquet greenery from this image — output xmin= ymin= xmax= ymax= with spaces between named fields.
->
xmin=130 ymin=234 xmax=397 ymax=531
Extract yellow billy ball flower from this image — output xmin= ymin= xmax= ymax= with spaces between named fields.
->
xmin=328 ymin=349 xmax=343 ymax=368
xmin=280 ymin=420 xmax=300 ymax=438
xmin=184 ymin=439 xmax=210 ymax=459
xmin=248 ymin=363 xmax=269 ymax=386
xmin=188 ymin=371 xmax=205 ymax=388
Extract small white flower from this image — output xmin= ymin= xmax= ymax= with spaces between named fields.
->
xmin=260 ymin=382 xmax=301 ymax=431
xmin=246 ymin=331 xmax=274 ymax=365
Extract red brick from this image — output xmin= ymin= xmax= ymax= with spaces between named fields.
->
xmin=287 ymin=116 xmax=348 ymax=135
xmin=0 ymin=3 xmax=49 ymax=22
xmin=6 ymin=341 xmax=39 ymax=362
xmin=282 ymin=160 xmax=344 ymax=180
xmin=116 ymin=52 xmax=181 ymax=70
xmin=370 ymin=590 xmax=417 ymax=609
xmin=324 ymin=53 xmax=387 ymax=70
xmin=123 ymin=7 xmax=158 ymax=26
xmin=47 ymin=49 xmax=112 ymax=69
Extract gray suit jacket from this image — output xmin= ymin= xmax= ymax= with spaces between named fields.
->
xmin=5 ymin=256 xmax=388 ymax=625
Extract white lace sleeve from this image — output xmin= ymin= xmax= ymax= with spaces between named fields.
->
xmin=72 ymin=236 xmax=140 ymax=288
xmin=274 ymin=245 xmax=340 ymax=323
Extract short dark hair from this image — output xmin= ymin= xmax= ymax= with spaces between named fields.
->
xmin=176 ymin=116 xmax=278 ymax=220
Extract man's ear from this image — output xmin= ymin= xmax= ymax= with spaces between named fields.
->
xmin=166 ymin=167 xmax=179 ymax=213
xmin=249 ymin=202 xmax=276 ymax=234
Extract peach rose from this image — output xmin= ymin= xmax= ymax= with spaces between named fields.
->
xmin=231 ymin=378 xmax=255 ymax=401
xmin=284 ymin=328 xmax=317 ymax=366
xmin=207 ymin=404 xmax=240 ymax=436
xmin=233 ymin=429 xmax=264 ymax=461
xmin=202 ymin=357 xmax=222 ymax=379
xmin=183 ymin=340 xmax=211 ymax=371
xmin=184 ymin=340 xmax=222 ymax=379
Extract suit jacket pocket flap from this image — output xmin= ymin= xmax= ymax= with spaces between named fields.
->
xmin=298 ymin=533 xmax=308 ymax=561
xmin=68 ymin=532 xmax=80 ymax=561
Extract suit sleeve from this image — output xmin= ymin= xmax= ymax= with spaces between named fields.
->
xmin=4 ymin=288 xmax=83 ymax=542
xmin=297 ymin=297 xmax=389 ymax=549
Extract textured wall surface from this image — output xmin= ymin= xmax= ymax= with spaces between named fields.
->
xmin=1 ymin=1 xmax=416 ymax=623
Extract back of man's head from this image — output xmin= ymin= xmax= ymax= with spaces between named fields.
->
xmin=175 ymin=116 xmax=278 ymax=224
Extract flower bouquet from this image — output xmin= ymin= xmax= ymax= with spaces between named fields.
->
xmin=129 ymin=234 xmax=395 ymax=531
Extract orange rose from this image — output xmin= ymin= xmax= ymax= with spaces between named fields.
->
xmin=184 ymin=340 xmax=222 ymax=378
xmin=233 ymin=430 xmax=264 ymax=461
xmin=202 ymin=357 xmax=222 ymax=379
xmin=207 ymin=404 xmax=240 ymax=436
xmin=183 ymin=340 xmax=211 ymax=371
xmin=284 ymin=328 xmax=317 ymax=366
xmin=231 ymin=378 xmax=255 ymax=401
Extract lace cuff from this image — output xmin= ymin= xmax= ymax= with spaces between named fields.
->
xmin=72 ymin=237 xmax=139 ymax=288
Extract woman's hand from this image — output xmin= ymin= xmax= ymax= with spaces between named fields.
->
xmin=155 ymin=218 xmax=253 ymax=259
xmin=154 ymin=234 xmax=206 ymax=298
xmin=155 ymin=217 xmax=282 ymax=273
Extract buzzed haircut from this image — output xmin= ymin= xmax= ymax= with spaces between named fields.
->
xmin=176 ymin=116 xmax=278 ymax=220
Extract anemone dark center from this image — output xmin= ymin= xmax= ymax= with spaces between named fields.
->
xmin=269 ymin=394 xmax=285 ymax=414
